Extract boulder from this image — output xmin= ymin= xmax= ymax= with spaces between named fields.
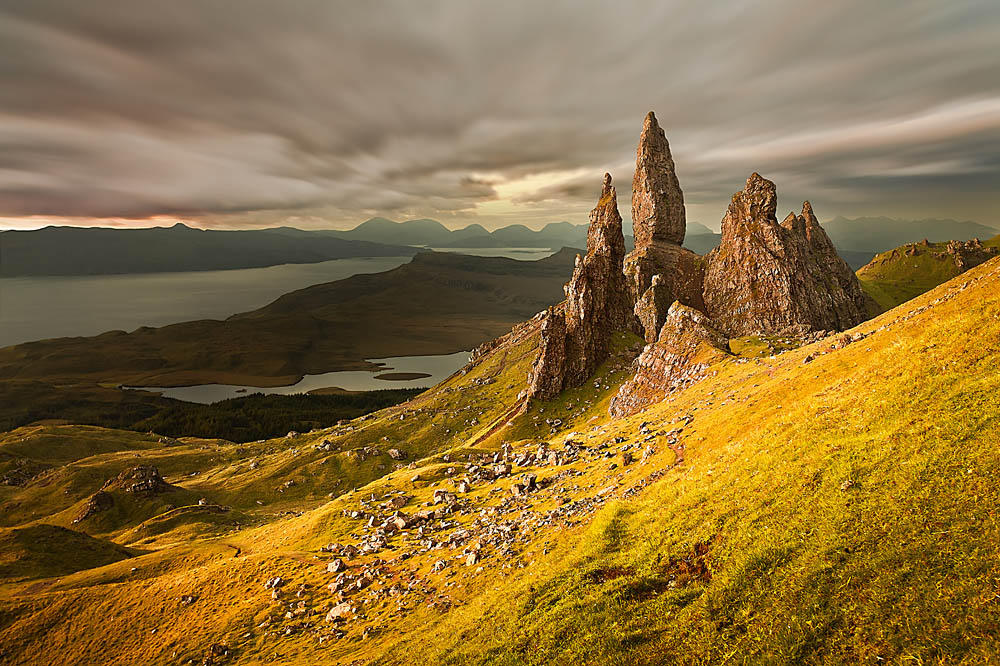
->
xmin=325 ymin=601 xmax=352 ymax=622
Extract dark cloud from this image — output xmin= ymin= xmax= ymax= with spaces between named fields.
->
xmin=0 ymin=0 xmax=998 ymax=230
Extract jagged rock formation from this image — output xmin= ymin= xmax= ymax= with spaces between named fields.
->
xmin=945 ymin=238 xmax=998 ymax=271
xmin=780 ymin=201 xmax=878 ymax=324
xmin=526 ymin=305 xmax=568 ymax=400
xmin=631 ymin=111 xmax=686 ymax=247
xmin=609 ymin=302 xmax=729 ymax=417
xmin=527 ymin=175 xmax=631 ymax=400
xmin=624 ymin=111 xmax=705 ymax=341
xmin=530 ymin=116 xmax=879 ymax=409
xmin=624 ymin=246 xmax=706 ymax=342
xmin=703 ymin=173 xmax=874 ymax=337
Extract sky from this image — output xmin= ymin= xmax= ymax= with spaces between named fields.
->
xmin=1 ymin=0 xmax=998 ymax=233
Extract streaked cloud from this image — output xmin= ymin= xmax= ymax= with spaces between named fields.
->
xmin=0 ymin=0 xmax=997 ymax=232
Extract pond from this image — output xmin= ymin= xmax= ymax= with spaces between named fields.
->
xmin=126 ymin=351 xmax=472 ymax=404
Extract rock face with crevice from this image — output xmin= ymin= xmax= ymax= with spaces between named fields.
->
xmin=780 ymin=201 xmax=878 ymax=326
xmin=624 ymin=111 xmax=705 ymax=341
xmin=527 ymin=174 xmax=631 ymax=400
xmin=609 ymin=302 xmax=729 ymax=418
xmin=703 ymin=173 xmax=874 ymax=337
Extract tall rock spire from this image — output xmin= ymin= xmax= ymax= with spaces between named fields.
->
xmin=631 ymin=111 xmax=686 ymax=248
xmin=527 ymin=173 xmax=631 ymax=400
xmin=624 ymin=112 xmax=704 ymax=342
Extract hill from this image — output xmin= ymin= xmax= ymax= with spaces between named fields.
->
xmin=857 ymin=236 xmax=1000 ymax=310
xmin=0 ymin=255 xmax=997 ymax=664
xmin=0 ymin=224 xmax=417 ymax=277
xmin=822 ymin=216 xmax=998 ymax=254
xmin=0 ymin=249 xmax=578 ymax=388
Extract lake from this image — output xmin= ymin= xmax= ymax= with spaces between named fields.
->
xmin=0 ymin=248 xmax=558 ymax=348
xmin=424 ymin=247 xmax=557 ymax=261
xmin=128 ymin=351 xmax=472 ymax=403
xmin=0 ymin=256 xmax=411 ymax=347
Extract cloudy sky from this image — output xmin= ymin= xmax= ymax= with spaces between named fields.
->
xmin=1 ymin=0 xmax=998 ymax=232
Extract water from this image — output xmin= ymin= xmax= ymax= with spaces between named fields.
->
xmin=128 ymin=351 xmax=472 ymax=404
xmin=424 ymin=247 xmax=556 ymax=261
xmin=0 ymin=256 xmax=411 ymax=347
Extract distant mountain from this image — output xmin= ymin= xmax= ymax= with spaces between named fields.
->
xmin=336 ymin=217 xmax=721 ymax=252
xmin=822 ymin=217 xmax=999 ymax=254
xmin=686 ymin=221 xmax=714 ymax=235
xmin=439 ymin=222 xmax=588 ymax=249
xmin=327 ymin=217 xmax=457 ymax=246
xmin=683 ymin=232 xmax=722 ymax=256
xmin=0 ymin=224 xmax=417 ymax=277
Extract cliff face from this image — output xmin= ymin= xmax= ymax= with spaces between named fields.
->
xmin=527 ymin=174 xmax=631 ymax=400
xmin=703 ymin=173 xmax=873 ymax=337
xmin=609 ymin=302 xmax=729 ymax=418
xmin=624 ymin=111 xmax=705 ymax=341
xmin=528 ymin=113 xmax=878 ymax=409
xmin=526 ymin=305 xmax=568 ymax=400
xmin=781 ymin=201 xmax=879 ymax=326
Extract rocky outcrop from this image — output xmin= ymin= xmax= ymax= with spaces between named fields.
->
xmin=102 ymin=465 xmax=174 ymax=496
xmin=527 ymin=174 xmax=631 ymax=400
xmin=609 ymin=302 xmax=729 ymax=417
xmin=527 ymin=305 xmax=568 ymax=400
xmin=624 ymin=111 xmax=705 ymax=341
xmin=703 ymin=173 xmax=873 ymax=337
xmin=632 ymin=111 xmax=686 ymax=247
xmin=529 ymin=116 xmax=879 ymax=409
xmin=946 ymin=238 xmax=998 ymax=271
xmin=780 ymin=201 xmax=878 ymax=325
xmin=624 ymin=245 xmax=705 ymax=341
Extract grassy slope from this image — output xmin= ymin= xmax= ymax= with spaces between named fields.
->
xmin=0 ymin=259 xmax=999 ymax=664
xmin=858 ymin=235 xmax=1000 ymax=310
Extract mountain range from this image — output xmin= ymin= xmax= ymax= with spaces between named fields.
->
xmin=0 ymin=224 xmax=416 ymax=277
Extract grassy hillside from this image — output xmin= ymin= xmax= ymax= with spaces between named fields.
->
xmin=823 ymin=216 xmax=998 ymax=254
xmin=858 ymin=236 xmax=999 ymax=310
xmin=0 ymin=256 xmax=998 ymax=664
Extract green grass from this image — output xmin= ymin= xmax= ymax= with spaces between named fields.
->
xmin=0 ymin=524 xmax=136 ymax=581
xmin=2 ymin=259 xmax=1000 ymax=664
xmin=858 ymin=236 xmax=1000 ymax=310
